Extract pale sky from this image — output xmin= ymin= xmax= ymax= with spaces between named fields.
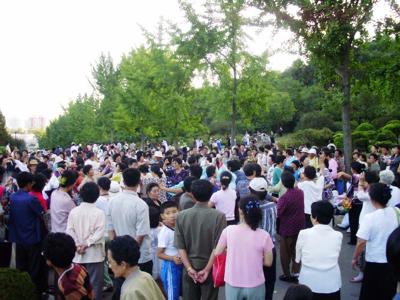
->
xmin=8 ymin=0 xmax=389 ymax=127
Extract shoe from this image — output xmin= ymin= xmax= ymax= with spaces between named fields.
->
xmin=279 ymin=275 xmax=298 ymax=283
xmin=336 ymin=224 xmax=349 ymax=230
xmin=350 ymin=274 xmax=363 ymax=283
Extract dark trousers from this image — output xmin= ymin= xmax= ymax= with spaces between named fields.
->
xmin=16 ymin=243 xmax=47 ymax=297
xmin=263 ymin=247 xmax=276 ymax=300
xmin=348 ymin=201 xmax=362 ymax=244
xmin=112 ymin=260 xmax=153 ymax=300
xmin=359 ymin=262 xmax=396 ymax=300
xmin=280 ymin=235 xmax=300 ymax=277
xmin=313 ymin=290 xmax=340 ymax=300
xmin=0 ymin=241 xmax=12 ymax=267
xmin=305 ymin=214 xmax=313 ymax=229
xmin=182 ymin=268 xmax=218 ymax=300
xmin=82 ymin=262 xmax=104 ymax=300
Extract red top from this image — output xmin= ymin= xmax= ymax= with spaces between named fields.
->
xmin=29 ymin=191 xmax=48 ymax=211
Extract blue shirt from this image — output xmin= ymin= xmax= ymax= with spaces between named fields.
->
xmin=9 ymin=190 xmax=44 ymax=245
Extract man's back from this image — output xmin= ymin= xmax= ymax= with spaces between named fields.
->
xmin=175 ymin=203 xmax=226 ymax=269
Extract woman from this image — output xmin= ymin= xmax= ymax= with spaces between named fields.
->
xmin=337 ymin=161 xmax=366 ymax=245
xmin=214 ymin=195 xmax=274 ymax=299
xmin=78 ymin=165 xmax=95 ymax=191
xmin=143 ymin=183 xmax=162 ymax=280
xmin=208 ymin=171 xmax=237 ymax=225
xmin=352 ymin=183 xmax=399 ymax=300
xmin=165 ymin=158 xmax=188 ymax=187
xmin=30 ymin=173 xmax=48 ymax=211
xmin=296 ymin=201 xmax=342 ymax=300
xmin=318 ymin=157 xmax=334 ymax=202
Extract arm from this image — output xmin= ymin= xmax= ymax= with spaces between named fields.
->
xmin=208 ymin=201 xmax=215 ymax=208
xmin=106 ymin=200 xmax=115 ymax=240
xmin=337 ymin=171 xmax=351 ymax=181
xmin=157 ymin=247 xmax=182 ymax=265
xmin=263 ymin=250 xmax=273 ymax=267
xmin=85 ymin=212 xmax=105 ymax=247
xmin=179 ymin=248 xmax=198 ymax=283
xmin=135 ymin=205 xmax=150 ymax=246
xmin=352 ymin=239 xmax=367 ymax=269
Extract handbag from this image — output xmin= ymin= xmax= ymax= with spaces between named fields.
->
xmin=212 ymin=252 xmax=226 ymax=288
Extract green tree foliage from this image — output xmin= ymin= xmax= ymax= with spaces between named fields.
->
xmin=0 ymin=110 xmax=10 ymax=145
xmin=0 ymin=268 xmax=37 ymax=300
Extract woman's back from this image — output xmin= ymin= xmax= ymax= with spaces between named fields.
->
xmin=210 ymin=188 xmax=236 ymax=221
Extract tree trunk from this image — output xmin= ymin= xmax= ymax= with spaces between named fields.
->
xmin=231 ymin=66 xmax=238 ymax=146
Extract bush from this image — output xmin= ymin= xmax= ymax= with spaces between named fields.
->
xmin=375 ymin=129 xmax=397 ymax=144
xmin=296 ymin=111 xmax=338 ymax=131
xmin=277 ymin=128 xmax=333 ymax=148
xmin=0 ymin=268 xmax=36 ymax=300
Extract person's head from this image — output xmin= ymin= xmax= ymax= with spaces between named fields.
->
xmin=281 ymin=171 xmax=295 ymax=189
xmin=82 ymin=164 xmax=94 ymax=177
xmin=319 ymin=147 xmax=331 ymax=160
xmin=243 ymin=163 xmax=256 ymax=177
xmin=16 ymin=171 xmax=34 ymax=190
xmin=206 ymin=165 xmax=216 ymax=178
xmin=97 ymin=176 xmax=111 ymax=192
xmin=304 ymin=166 xmax=316 ymax=180
xmin=369 ymin=182 xmax=392 ymax=208
xmin=253 ymin=163 xmax=262 ymax=177
xmin=275 ymin=155 xmax=285 ymax=166
xmin=380 ymin=145 xmax=389 ymax=155
xmin=220 ymin=171 xmax=232 ymax=190
xmin=387 ymin=226 xmax=400 ymax=282
xmin=150 ymin=164 xmax=163 ymax=178
xmin=392 ymin=145 xmax=400 ymax=156
xmin=350 ymin=161 xmax=365 ymax=174
xmin=191 ymin=179 xmax=213 ymax=202
xmin=189 ymin=164 xmax=203 ymax=179
xmin=368 ymin=153 xmax=379 ymax=164
xmin=335 ymin=149 xmax=343 ymax=158
xmin=146 ymin=182 xmax=160 ymax=201
xmin=127 ymin=158 xmax=137 ymax=169
xmin=364 ymin=170 xmax=379 ymax=185
xmin=311 ymin=200 xmax=334 ymax=225
xmin=172 ymin=157 xmax=183 ymax=170
xmin=308 ymin=148 xmax=317 ymax=158
xmin=138 ymin=164 xmax=149 ymax=175
xmin=108 ymin=235 xmax=140 ymax=278
xmin=160 ymin=201 xmax=179 ymax=227
xmin=28 ymin=159 xmax=39 ymax=173
xmin=284 ymin=148 xmax=293 ymax=157
xmin=59 ymin=170 xmax=78 ymax=190
xmin=283 ymin=284 xmax=313 ymax=300
xmin=239 ymin=195 xmax=262 ymax=231
xmin=227 ymin=159 xmax=241 ymax=172
xmin=379 ymin=169 xmax=395 ymax=186
xmin=80 ymin=182 xmax=100 ymax=203
xmin=290 ymin=160 xmax=301 ymax=171
xmin=87 ymin=151 xmax=95 ymax=160
xmin=183 ymin=176 xmax=196 ymax=194
xmin=31 ymin=173 xmax=47 ymax=192
xmin=122 ymin=168 xmax=140 ymax=188
xmin=249 ymin=177 xmax=268 ymax=200
xmin=42 ymin=233 xmax=76 ymax=269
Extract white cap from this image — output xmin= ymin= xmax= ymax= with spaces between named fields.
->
xmin=301 ymin=147 xmax=309 ymax=153
xmin=109 ymin=181 xmax=121 ymax=195
xmin=249 ymin=177 xmax=268 ymax=192
xmin=154 ymin=151 xmax=163 ymax=158
xmin=308 ymin=148 xmax=317 ymax=155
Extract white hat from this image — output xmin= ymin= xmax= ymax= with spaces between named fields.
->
xmin=249 ymin=177 xmax=268 ymax=192
xmin=308 ymin=148 xmax=317 ymax=155
xmin=154 ymin=151 xmax=163 ymax=158
xmin=109 ymin=181 xmax=121 ymax=195
xmin=301 ymin=147 xmax=309 ymax=153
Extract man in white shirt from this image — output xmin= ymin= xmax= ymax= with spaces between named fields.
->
xmin=66 ymin=182 xmax=105 ymax=300
xmin=297 ymin=166 xmax=324 ymax=228
xmin=85 ymin=151 xmax=100 ymax=172
xmin=107 ymin=168 xmax=152 ymax=299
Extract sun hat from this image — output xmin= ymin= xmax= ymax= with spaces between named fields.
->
xmin=249 ymin=177 xmax=268 ymax=192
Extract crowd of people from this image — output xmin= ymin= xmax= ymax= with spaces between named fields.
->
xmin=0 ymin=139 xmax=400 ymax=300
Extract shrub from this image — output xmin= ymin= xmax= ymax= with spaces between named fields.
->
xmin=277 ymin=128 xmax=333 ymax=148
xmin=0 ymin=268 xmax=36 ymax=300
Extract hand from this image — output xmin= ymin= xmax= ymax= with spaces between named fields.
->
xmin=173 ymin=256 xmax=182 ymax=265
xmin=187 ymin=268 xmax=198 ymax=283
xmin=351 ymin=258 xmax=358 ymax=270
xmin=196 ymin=268 xmax=210 ymax=284
xmin=77 ymin=245 xmax=88 ymax=255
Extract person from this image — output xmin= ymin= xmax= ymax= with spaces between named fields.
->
xmin=353 ymin=183 xmax=399 ymax=300
xmin=367 ymin=153 xmax=381 ymax=173
xmin=8 ymin=171 xmax=47 ymax=296
xmin=298 ymin=166 xmax=324 ymax=228
xmin=379 ymin=169 xmax=400 ymax=207
xmin=42 ymin=232 xmax=94 ymax=300
xmin=157 ymin=201 xmax=183 ymax=300
xmin=174 ymin=179 xmax=226 ymax=300
xmin=208 ymin=171 xmax=237 ymax=225
xmin=236 ymin=163 xmax=256 ymax=198
xmin=66 ymin=182 xmax=105 ymax=300
xmin=107 ymin=168 xmax=152 ymax=299
xmin=277 ymin=171 xmax=304 ymax=282
xmin=142 ymin=164 xmax=167 ymax=203
xmin=108 ymin=235 xmax=165 ymax=300
xmin=78 ymin=165 xmax=96 ymax=191
xmin=51 ymin=170 xmax=78 ymax=233
xmin=214 ymin=195 xmax=274 ymax=300
xmin=308 ymin=149 xmax=319 ymax=169
xmin=178 ymin=176 xmax=196 ymax=210
xmin=30 ymin=173 xmax=48 ymax=211
xmin=283 ymin=285 xmax=313 ymax=300
xmin=296 ymin=201 xmax=342 ymax=300
xmin=272 ymin=156 xmax=285 ymax=186
xmin=386 ymin=227 xmax=400 ymax=300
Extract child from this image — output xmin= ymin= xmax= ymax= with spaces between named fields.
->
xmin=157 ymin=201 xmax=183 ymax=300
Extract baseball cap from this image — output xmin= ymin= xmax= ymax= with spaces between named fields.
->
xmin=308 ymin=148 xmax=317 ymax=155
xmin=249 ymin=177 xmax=268 ymax=192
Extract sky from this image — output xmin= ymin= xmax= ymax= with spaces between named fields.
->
xmin=1 ymin=0 xmax=388 ymax=127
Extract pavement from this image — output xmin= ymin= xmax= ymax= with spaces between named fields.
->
xmin=104 ymin=226 xmax=361 ymax=300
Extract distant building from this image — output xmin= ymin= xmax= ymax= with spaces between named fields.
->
xmin=26 ymin=116 xmax=46 ymax=130
xmin=6 ymin=117 xmax=22 ymax=130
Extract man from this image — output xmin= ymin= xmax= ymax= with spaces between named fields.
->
xmin=107 ymin=168 xmax=152 ymax=299
xmin=175 ymin=180 xmax=227 ymax=300
xmin=236 ymin=163 xmax=256 ymax=199
xmin=66 ymin=182 xmax=105 ymax=300
xmin=8 ymin=172 xmax=47 ymax=296
xmin=85 ymin=151 xmax=100 ymax=172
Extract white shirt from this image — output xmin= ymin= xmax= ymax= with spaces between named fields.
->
xmin=357 ymin=207 xmax=400 ymax=263
xmin=107 ymin=190 xmax=152 ymax=264
xmin=157 ymin=225 xmax=178 ymax=257
xmin=357 ymin=189 xmax=376 ymax=224
xmin=85 ymin=159 xmax=100 ymax=171
xmin=297 ymin=176 xmax=324 ymax=214
xmin=96 ymin=195 xmax=110 ymax=237
xmin=296 ymin=224 xmax=342 ymax=293
xmin=66 ymin=202 xmax=105 ymax=264
xmin=388 ymin=185 xmax=400 ymax=207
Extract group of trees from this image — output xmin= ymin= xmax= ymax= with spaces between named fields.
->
xmin=38 ymin=0 xmax=400 ymax=168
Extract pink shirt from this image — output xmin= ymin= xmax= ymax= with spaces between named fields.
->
xmin=217 ymin=225 xmax=274 ymax=288
xmin=329 ymin=158 xmax=338 ymax=179
xmin=210 ymin=188 xmax=236 ymax=221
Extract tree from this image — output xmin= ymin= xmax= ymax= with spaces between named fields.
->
xmin=0 ymin=110 xmax=10 ymax=146
xmin=254 ymin=0 xmax=380 ymax=171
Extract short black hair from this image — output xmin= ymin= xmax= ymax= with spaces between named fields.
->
xmin=32 ymin=173 xmax=47 ymax=192
xmin=281 ymin=171 xmax=295 ymax=189
xmin=172 ymin=157 xmax=182 ymax=165
xmin=59 ymin=170 xmax=78 ymax=188
xmin=183 ymin=176 xmax=196 ymax=193
xmin=387 ymin=227 xmax=400 ymax=281
xmin=364 ymin=170 xmax=379 ymax=185
xmin=80 ymin=182 xmax=100 ymax=203
xmin=43 ymin=233 xmax=76 ymax=268
xmin=206 ymin=165 xmax=216 ymax=178
xmin=350 ymin=161 xmax=365 ymax=174
xmin=191 ymin=179 xmax=213 ymax=202
xmin=275 ymin=155 xmax=285 ymax=165
xmin=243 ymin=163 xmax=255 ymax=177
xmin=283 ymin=284 xmax=313 ymax=300
xmin=369 ymin=153 xmax=379 ymax=161
xmin=122 ymin=168 xmax=141 ymax=187
xmin=160 ymin=201 xmax=178 ymax=214
xmin=87 ymin=151 xmax=95 ymax=159
xmin=369 ymin=182 xmax=392 ymax=206
xmin=146 ymin=182 xmax=159 ymax=195
xmin=227 ymin=160 xmax=241 ymax=172
xmin=138 ymin=164 xmax=149 ymax=174
xmin=16 ymin=172 xmax=34 ymax=188
xmin=253 ymin=164 xmax=262 ymax=177
xmin=189 ymin=164 xmax=203 ymax=179
xmin=108 ymin=235 xmax=140 ymax=267
xmin=311 ymin=200 xmax=334 ymax=225
xmin=304 ymin=166 xmax=316 ymax=180
xmin=82 ymin=164 xmax=93 ymax=175
xmin=285 ymin=149 xmax=293 ymax=156
xmin=97 ymin=177 xmax=111 ymax=191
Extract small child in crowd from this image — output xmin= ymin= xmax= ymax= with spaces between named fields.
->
xmin=157 ymin=201 xmax=183 ymax=300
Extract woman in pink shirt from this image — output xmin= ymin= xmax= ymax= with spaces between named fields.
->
xmin=215 ymin=195 xmax=274 ymax=299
